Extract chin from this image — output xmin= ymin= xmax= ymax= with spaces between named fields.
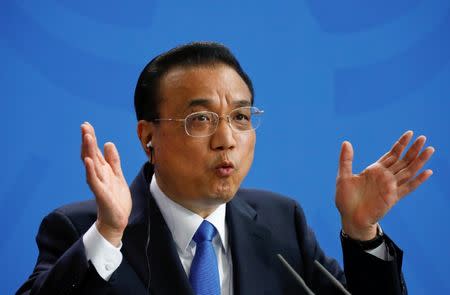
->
xmin=210 ymin=180 xmax=239 ymax=203
xmin=204 ymin=195 xmax=234 ymax=207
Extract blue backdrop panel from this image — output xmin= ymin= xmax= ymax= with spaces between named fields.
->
xmin=1 ymin=1 xmax=449 ymax=294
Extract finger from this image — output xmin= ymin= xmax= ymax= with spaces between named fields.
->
xmin=81 ymin=122 xmax=96 ymax=159
xmin=396 ymin=146 xmax=435 ymax=185
xmin=83 ymin=122 xmax=98 ymax=146
xmin=379 ymin=154 xmax=397 ymax=167
xmin=83 ymin=124 xmax=107 ymax=166
xmin=377 ymin=131 xmax=412 ymax=163
xmin=82 ymin=122 xmax=106 ymax=165
xmin=390 ymin=135 xmax=426 ymax=174
xmin=87 ymin=123 xmax=107 ymax=166
xmin=104 ymin=142 xmax=123 ymax=176
xmin=378 ymin=131 xmax=413 ymax=167
xmin=83 ymin=133 xmax=96 ymax=160
xmin=81 ymin=123 xmax=90 ymax=161
xmin=338 ymin=141 xmax=353 ymax=178
xmin=84 ymin=157 xmax=105 ymax=201
xmin=378 ymin=130 xmax=413 ymax=164
xmin=84 ymin=133 xmax=105 ymax=181
xmin=398 ymin=169 xmax=433 ymax=199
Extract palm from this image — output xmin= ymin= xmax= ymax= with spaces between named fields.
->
xmin=335 ymin=131 xmax=434 ymax=240
xmin=89 ymin=155 xmax=131 ymax=229
xmin=336 ymin=163 xmax=398 ymax=229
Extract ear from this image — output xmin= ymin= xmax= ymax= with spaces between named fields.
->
xmin=137 ymin=120 xmax=154 ymax=157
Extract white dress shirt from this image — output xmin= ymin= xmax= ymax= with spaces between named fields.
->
xmin=82 ymin=176 xmax=389 ymax=290
xmin=82 ymin=175 xmax=233 ymax=294
xmin=82 ymin=223 xmax=122 ymax=280
xmin=150 ymin=175 xmax=233 ymax=295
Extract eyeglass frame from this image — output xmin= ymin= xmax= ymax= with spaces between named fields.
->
xmin=148 ymin=106 xmax=264 ymax=138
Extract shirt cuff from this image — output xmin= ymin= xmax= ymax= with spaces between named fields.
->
xmin=365 ymin=241 xmax=393 ymax=261
xmin=82 ymin=223 xmax=123 ymax=281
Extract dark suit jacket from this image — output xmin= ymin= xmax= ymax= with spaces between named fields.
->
xmin=17 ymin=163 xmax=407 ymax=295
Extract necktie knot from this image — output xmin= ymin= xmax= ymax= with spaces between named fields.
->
xmin=193 ymin=220 xmax=217 ymax=243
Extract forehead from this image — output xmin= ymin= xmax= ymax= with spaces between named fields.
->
xmin=158 ymin=64 xmax=252 ymax=111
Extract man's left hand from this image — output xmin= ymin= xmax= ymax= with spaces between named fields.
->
xmin=335 ymin=131 xmax=434 ymax=241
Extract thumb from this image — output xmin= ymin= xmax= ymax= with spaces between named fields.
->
xmin=338 ymin=141 xmax=353 ymax=178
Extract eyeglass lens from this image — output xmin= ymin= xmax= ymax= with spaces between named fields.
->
xmin=185 ymin=107 xmax=262 ymax=137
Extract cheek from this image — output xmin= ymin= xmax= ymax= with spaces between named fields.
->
xmin=156 ymin=137 xmax=209 ymax=174
xmin=237 ymin=134 xmax=256 ymax=171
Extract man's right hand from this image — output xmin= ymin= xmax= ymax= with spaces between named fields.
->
xmin=81 ymin=122 xmax=131 ymax=247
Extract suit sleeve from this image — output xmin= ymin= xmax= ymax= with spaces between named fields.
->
xmin=341 ymin=232 xmax=407 ymax=294
xmin=15 ymin=210 xmax=112 ymax=295
xmin=292 ymin=202 xmax=407 ymax=295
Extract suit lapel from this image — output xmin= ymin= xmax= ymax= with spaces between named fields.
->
xmin=114 ymin=164 xmax=280 ymax=294
xmin=227 ymin=193 xmax=278 ymax=295
xmin=117 ymin=164 xmax=194 ymax=295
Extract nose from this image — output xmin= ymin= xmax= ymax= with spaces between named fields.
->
xmin=210 ymin=116 xmax=236 ymax=150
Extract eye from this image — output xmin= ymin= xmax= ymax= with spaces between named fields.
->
xmin=232 ymin=111 xmax=250 ymax=122
xmin=192 ymin=113 xmax=211 ymax=122
xmin=235 ymin=113 xmax=249 ymax=121
xmin=188 ymin=112 xmax=215 ymax=125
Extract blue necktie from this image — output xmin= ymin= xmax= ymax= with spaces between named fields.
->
xmin=189 ymin=220 xmax=220 ymax=295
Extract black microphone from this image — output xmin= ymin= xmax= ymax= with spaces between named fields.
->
xmin=277 ymin=254 xmax=315 ymax=295
xmin=313 ymin=260 xmax=351 ymax=295
xmin=277 ymin=254 xmax=352 ymax=295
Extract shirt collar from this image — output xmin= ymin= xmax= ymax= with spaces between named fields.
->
xmin=150 ymin=175 xmax=228 ymax=253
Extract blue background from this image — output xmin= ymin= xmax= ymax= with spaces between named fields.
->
xmin=2 ymin=1 xmax=449 ymax=294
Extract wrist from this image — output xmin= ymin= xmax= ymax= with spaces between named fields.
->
xmin=95 ymin=221 xmax=124 ymax=247
xmin=341 ymin=224 xmax=384 ymax=250
xmin=341 ymin=221 xmax=378 ymax=241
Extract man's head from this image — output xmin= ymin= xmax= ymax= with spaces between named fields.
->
xmin=135 ymin=42 xmax=258 ymax=216
xmin=134 ymin=42 xmax=254 ymax=122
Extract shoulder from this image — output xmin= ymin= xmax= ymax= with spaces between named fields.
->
xmin=233 ymin=189 xmax=312 ymax=249
xmin=54 ymin=199 xmax=97 ymax=218
xmin=235 ymin=188 xmax=304 ymax=216
xmin=237 ymin=188 xmax=298 ymax=205
xmin=42 ymin=200 xmax=98 ymax=235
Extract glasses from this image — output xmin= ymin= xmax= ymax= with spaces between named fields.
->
xmin=151 ymin=106 xmax=264 ymax=137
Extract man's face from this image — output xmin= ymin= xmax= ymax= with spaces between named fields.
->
xmin=151 ymin=64 xmax=255 ymax=212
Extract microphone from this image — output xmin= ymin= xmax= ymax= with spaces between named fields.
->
xmin=277 ymin=254 xmax=315 ymax=295
xmin=313 ymin=260 xmax=351 ymax=295
xmin=277 ymin=254 xmax=352 ymax=295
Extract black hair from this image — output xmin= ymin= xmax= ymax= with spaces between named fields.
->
xmin=134 ymin=41 xmax=254 ymax=121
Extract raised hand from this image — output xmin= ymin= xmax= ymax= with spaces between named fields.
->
xmin=335 ymin=131 xmax=434 ymax=240
xmin=81 ymin=122 xmax=131 ymax=246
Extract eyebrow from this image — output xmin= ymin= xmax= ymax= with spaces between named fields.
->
xmin=233 ymin=100 xmax=252 ymax=107
xmin=187 ymin=98 xmax=252 ymax=109
xmin=188 ymin=98 xmax=211 ymax=108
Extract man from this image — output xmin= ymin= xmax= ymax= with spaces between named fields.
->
xmin=17 ymin=42 xmax=434 ymax=295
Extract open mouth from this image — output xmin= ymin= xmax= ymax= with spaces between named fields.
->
xmin=215 ymin=161 xmax=235 ymax=177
